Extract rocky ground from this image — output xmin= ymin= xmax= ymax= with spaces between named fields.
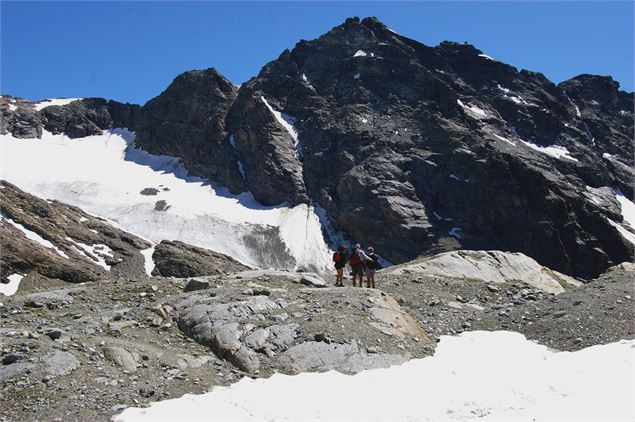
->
xmin=0 ymin=270 xmax=433 ymax=422
xmin=1 ymin=255 xmax=632 ymax=422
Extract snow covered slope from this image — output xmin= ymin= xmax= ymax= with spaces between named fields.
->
xmin=1 ymin=129 xmax=334 ymax=272
xmin=115 ymin=331 xmax=635 ymax=421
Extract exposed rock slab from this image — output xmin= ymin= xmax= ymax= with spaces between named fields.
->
xmin=151 ymin=240 xmax=250 ymax=278
xmin=384 ymin=250 xmax=581 ymax=294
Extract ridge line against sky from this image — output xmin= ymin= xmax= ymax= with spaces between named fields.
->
xmin=1 ymin=1 xmax=633 ymax=104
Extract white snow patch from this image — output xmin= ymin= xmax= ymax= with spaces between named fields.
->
xmin=619 ymin=110 xmax=630 ymax=116
xmin=236 ymin=160 xmax=246 ymax=180
xmin=0 ymin=274 xmax=24 ymax=296
xmin=33 ymin=98 xmax=82 ymax=111
xmin=359 ymin=117 xmax=368 ymax=124
xmin=614 ymin=189 xmax=635 ymax=229
xmin=301 ymin=73 xmax=308 ymax=82
xmin=449 ymin=174 xmax=468 ymax=183
xmin=574 ymin=104 xmax=582 ymax=117
xmin=519 ymin=139 xmax=578 ymax=162
xmin=228 ymin=134 xmax=236 ymax=149
xmin=478 ymin=53 xmax=497 ymax=61
xmin=140 ymin=246 xmax=156 ymax=277
xmin=353 ymin=50 xmax=367 ymax=57
xmin=79 ymin=217 xmax=88 ymax=223
xmin=1 ymin=129 xmax=333 ymax=272
xmin=65 ymin=237 xmax=112 ymax=270
xmin=496 ymin=84 xmax=511 ymax=94
xmin=353 ymin=73 xmax=360 ymax=80
xmin=448 ymin=227 xmax=464 ymax=239
xmin=115 ymin=331 xmax=635 ymax=422
xmin=608 ymin=219 xmax=635 ymax=245
xmin=1 ymin=212 xmax=68 ymax=258
xmin=432 ymin=211 xmax=452 ymax=222
xmin=493 ymin=133 xmax=515 ymax=146
xmin=8 ymin=104 xmax=17 ymax=111
xmin=457 ymin=99 xmax=488 ymax=119
xmin=260 ymin=96 xmax=302 ymax=159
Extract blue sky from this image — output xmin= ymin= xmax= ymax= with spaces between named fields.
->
xmin=2 ymin=1 xmax=633 ymax=104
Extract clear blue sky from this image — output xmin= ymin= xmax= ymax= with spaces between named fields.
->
xmin=2 ymin=1 xmax=633 ymax=105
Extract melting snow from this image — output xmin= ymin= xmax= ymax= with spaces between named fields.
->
xmin=1 ymin=212 xmax=69 ymax=258
xmin=496 ymin=84 xmax=511 ymax=94
xmin=608 ymin=220 xmax=635 ymax=245
xmin=261 ymin=96 xmax=302 ymax=159
xmin=493 ymin=134 xmax=515 ymax=146
xmin=353 ymin=50 xmax=367 ymax=57
xmin=1 ymin=129 xmax=333 ymax=272
xmin=140 ymin=246 xmax=156 ymax=277
xmin=478 ymin=53 xmax=497 ymax=61
xmin=0 ymin=274 xmax=24 ymax=296
xmin=574 ymin=104 xmax=582 ymax=117
xmin=66 ymin=237 xmax=113 ymax=270
xmin=448 ymin=227 xmax=464 ymax=239
xmin=519 ymin=139 xmax=578 ymax=162
xmin=33 ymin=98 xmax=82 ymax=111
xmin=114 ymin=331 xmax=635 ymax=422
xmin=432 ymin=211 xmax=452 ymax=222
xmin=236 ymin=160 xmax=246 ymax=180
xmin=457 ymin=99 xmax=488 ymax=119
xmin=614 ymin=189 xmax=635 ymax=229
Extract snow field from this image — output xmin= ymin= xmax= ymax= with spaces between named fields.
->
xmin=33 ymin=98 xmax=82 ymax=111
xmin=114 ymin=331 xmax=635 ymax=422
xmin=0 ymin=274 xmax=24 ymax=296
xmin=1 ymin=130 xmax=333 ymax=272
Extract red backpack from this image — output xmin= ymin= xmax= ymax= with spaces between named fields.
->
xmin=348 ymin=249 xmax=362 ymax=266
xmin=332 ymin=251 xmax=340 ymax=262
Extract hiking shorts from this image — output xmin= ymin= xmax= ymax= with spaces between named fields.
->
xmin=351 ymin=264 xmax=364 ymax=276
xmin=365 ymin=267 xmax=376 ymax=277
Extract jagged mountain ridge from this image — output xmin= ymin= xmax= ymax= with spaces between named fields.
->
xmin=1 ymin=16 xmax=633 ymax=278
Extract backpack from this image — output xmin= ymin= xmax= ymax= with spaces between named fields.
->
xmin=348 ymin=248 xmax=362 ymax=266
xmin=332 ymin=251 xmax=340 ymax=262
xmin=369 ymin=253 xmax=381 ymax=270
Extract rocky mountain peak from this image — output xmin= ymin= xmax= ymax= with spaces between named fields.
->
xmin=1 ymin=16 xmax=633 ymax=278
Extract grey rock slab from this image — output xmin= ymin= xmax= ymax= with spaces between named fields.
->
xmin=42 ymin=351 xmax=80 ymax=376
xmin=103 ymin=345 xmax=137 ymax=373
xmin=0 ymin=363 xmax=33 ymax=385
xmin=299 ymin=273 xmax=327 ymax=288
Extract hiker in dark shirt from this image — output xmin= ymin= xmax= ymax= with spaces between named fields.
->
xmin=332 ymin=245 xmax=348 ymax=286
xmin=349 ymin=243 xmax=372 ymax=287
xmin=364 ymin=246 xmax=381 ymax=288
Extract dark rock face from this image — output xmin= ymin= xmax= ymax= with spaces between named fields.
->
xmin=134 ymin=68 xmax=245 ymax=192
xmin=0 ymin=96 xmax=140 ymax=139
xmin=223 ymin=16 xmax=634 ymax=278
xmin=150 ymin=240 xmax=249 ymax=277
xmin=2 ymin=16 xmax=633 ymax=278
xmin=0 ymin=181 xmax=150 ymax=286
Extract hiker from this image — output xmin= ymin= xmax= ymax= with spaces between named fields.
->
xmin=349 ymin=243 xmax=372 ymax=287
xmin=365 ymin=246 xmax=381 ymax=288
xmin=332 ymin=245 xmax=348 ymax=286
